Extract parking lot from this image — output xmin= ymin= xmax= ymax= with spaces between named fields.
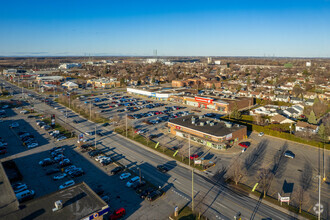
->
xmin=0 ymin=104 xmax=194 ymax=219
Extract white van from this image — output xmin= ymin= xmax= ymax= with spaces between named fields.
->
xmin=126 ymin=176 xmax=140 ymax=187
xmin=16 ymin=189 xmax=35 ymax=202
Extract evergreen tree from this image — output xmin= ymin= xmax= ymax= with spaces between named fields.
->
xmin=318 ymin=124 xmax=325 ymax=142
xmin=308 ymin=110 xmax=317 ymax=124
xmin=230 ymin=103 xmax=242 ymax=120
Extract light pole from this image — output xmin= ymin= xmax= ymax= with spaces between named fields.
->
xmin=126 ymin=114 xmax=128 ymax=137
xmin=90 ymin=100 xmax=92 ymax=121
xmin=94 ymin=125 xmax=97 ymax=149
xmin=192 ymin=168 xmax=194 ymax=212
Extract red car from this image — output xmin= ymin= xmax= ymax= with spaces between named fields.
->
xmin=109 ymin=208 xmax=126 ymax=220
xmin=239 ymin=142 xmax=248 ymax=148
xmin=190 ymin=154 xmax=199 ymax=160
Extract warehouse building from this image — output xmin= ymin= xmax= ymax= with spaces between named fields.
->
xmin=168 ymin=115 xmax=247 ymax=150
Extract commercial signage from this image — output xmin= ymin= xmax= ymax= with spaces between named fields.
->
xmin=51 ymin=114 xmax=55 ymax=128
xmin=195 ymin=160 xmax=202 ymax=164
xmin=195 ymin=96 xmax=213 ymax=104
xmin=226 ymin=133 xmax=232 ymax=140
xmin=175 ymin=126 xmax=182 ymax=130
xmin=280 ymin=197 xmax=290 ymax=202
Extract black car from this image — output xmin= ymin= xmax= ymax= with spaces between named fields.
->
xmin=146 ymin=190 xmax=164 ymax=201
xmin=73 ymin=119 xmax=79 ymax=124
xmin=101 ymin=159 xmax=112 ymax=166
xmin=88 ymin=150 xmax=101 ymax=157
xmin=110 ymin=166 xmax=123 ymax=175
xmin=102 ymin=123 xmax=109 ymax=127
xmin=140 ymin=188 xmax=154 ymax=199
xmin=132 ymin=180 xmax=146 ymax=190
xmin=70 ymin=170 xmax=84 ymax=177
xmin=39 ymin=158 xmax=54 ymax=167
xmin=156 ymin=165 xmax=169 ymax=173
xmin=45 ymin=168 xmax=60 ymax=175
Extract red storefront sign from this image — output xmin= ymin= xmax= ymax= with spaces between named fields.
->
xmin=195 ymin=96 xmax=213 ymax=104
xmin=175 ymin=126 xmax=182 ymax=130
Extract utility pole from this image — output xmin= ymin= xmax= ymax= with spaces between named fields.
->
xmin=139 ymin=167 xmax=142 ymax=183
xmin=90 ymin=100 xmax=92 ymax=120
xmin=192 ymin=168 xmax=194 ymax=212
xmin=318 ymin=175 xmax=321 ymax=220
xmin=189 ymin=134 xmax=191 ymax=166
xmin=126 ymin=114 xmax=128 ymax=137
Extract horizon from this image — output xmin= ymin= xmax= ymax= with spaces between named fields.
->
xmin=1 ymin=0 xmax=329 ymax=57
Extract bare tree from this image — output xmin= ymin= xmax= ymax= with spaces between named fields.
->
xmin=227 ymin=158 xmax=246 ymax=185
xmin=292 ymin=186 xmax=310 ymax=213
xmin=258 ymin=168 xmax=273 ymax=198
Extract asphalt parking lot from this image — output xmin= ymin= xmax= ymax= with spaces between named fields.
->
xmin=0 ymin=105 xmax=193 ymax=219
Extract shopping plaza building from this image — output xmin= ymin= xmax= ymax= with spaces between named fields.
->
xmin=168 ymin=115 xmax=247 ymax=150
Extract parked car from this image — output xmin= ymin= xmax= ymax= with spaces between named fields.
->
xmin=46 ymin=168 xmax=60 ymax=175
xmin=59 ymin=180 xmax=75 ymax=190
xmin=9 ymin=122 xmax=19 ymax=128
xmin=53 ymin=173 xmax=67 ymax=180
xmin=39 ymin=158 xmax=54 ymax=167
xmin=190 ymin=154 xmax=199 ymax=160
xmin=69 ymin=170 xmax=84 ymax=178
xmin=258 ymin=132 xmax=264 ymax=137
xmin=16 ymin=189 xmax=35 ymax=202
xmin=12 ymin=183 xmax=28 ymax=193
xmin=146 ymin=190 xmax=164 ymax=201
xmin=109 ymin=208 xmax=126 ymax=220
xmin=119 ymin=172 xmax=131 ymax=180
xmin=132 ymin=180 xmax=146 ymax=190
xmin=126 ymin=176 xmax=140 ymax=187
xmin=111 ymin=166 xmax=123 ymax=175
xmin=27 ymin=142 xmax=38 ymax=148
xmin=88 ymin=150 xmax=101 ymax=157
xmin=0 ymin=148 xmax=7 ymax=155
xmin=284 ymin=151 xmax=295 ymax=159
xmin=140 ymin=188 xmax=154 ymax=199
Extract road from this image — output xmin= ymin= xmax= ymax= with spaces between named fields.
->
xmin=1 ymin=79 xmax=307 ymax=220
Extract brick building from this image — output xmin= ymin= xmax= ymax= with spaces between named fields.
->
xmin=168 ymin=115 xmax=247 ymax=150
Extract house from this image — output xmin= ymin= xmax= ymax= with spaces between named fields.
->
xmin=290 ymin=97 xmax=304 ymax=104
xmin=283 ymin=104 xmax=304 ymax=118
xmin=305 ymin=99 xmax=315 ymax=106
xmin=270 ymin=115 xmax=295 ymax=124
xmin=276 ymin=95 xmax=290 ymax=102
xmin=296 ymin=121 xmax=319 ymax=133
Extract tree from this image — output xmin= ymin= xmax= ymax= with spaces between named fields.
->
xmin=292 ymin=186 xmax=310 ymax=213
xmin=230 ymin=103 xmax=242 ymax=120
xmin=258 ymin=168 xmax=273 ymax=198
xmin=318 ymin=123 xmax=325 ymax=142
xmin=308 ymin=110 xmax=317 ymax=124
xmin=227 ymin=158 xmax=246 ymax=185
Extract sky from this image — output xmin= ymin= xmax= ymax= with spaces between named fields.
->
xmin=0 ymin=0 xmax=329 ymax=57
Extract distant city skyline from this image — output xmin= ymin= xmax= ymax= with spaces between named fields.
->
xmin=0 ymin=0 xmax=329 ymax=57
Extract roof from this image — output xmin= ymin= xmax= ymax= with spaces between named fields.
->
xmin=296 ymin=121 xmax=318 ymax=130
xmin=0 ymin=163 xmax=19 ymax=217
xmin=62 ymin=81 xmax=78 ymax=87
xmin=270 ymin=115 xmax=294 ymax=123
xmin=168 ymin=115 xmax=246 ymax=137
xmin=3 ymin=182 xmax=108 ymax=220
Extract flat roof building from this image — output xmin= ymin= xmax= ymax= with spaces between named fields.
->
xmin=127 ymin=86 xmax=185 ymax=100
xmin=168 ymin=115 xmax=247 ymax=150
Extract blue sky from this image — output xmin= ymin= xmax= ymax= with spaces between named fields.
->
xmin=0 ymin=0 xmax=329 ymax=57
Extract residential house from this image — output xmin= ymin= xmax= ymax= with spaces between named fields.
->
xmin=290 ymin=97 xmax=304 ymax=104
xmin=283 ymin=104 xmax=304 ymax=118
xmin=275 ymin=95 xmax=290 ymax=102
xmin=270 ymin=114 xmax=295 ymax=124
xmin=296 ymin=121 xmax=319 ymax=133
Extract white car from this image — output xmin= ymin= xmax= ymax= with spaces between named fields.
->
xmin=53 ymin=173 xmax=67 ymax=180
xmin=258 ymin=132 xmax=264 ymax=137
xmin=9 ymin=122 xmax=19 ymax=128
xmin=120 ymin=172 xmax=131 ymax=180
xmin=95 ymin=156 xmax=107 ymax=162
xmin=58 ymin=180 xmax=75 ymax=189
xmin=27 ymin=142 xmax=38 ymax=148
xmin=56 ymin=136 xmax=67 ymax=141
xmin=20 ymin=110 xmax=28 ymax=114
xmin=54 ymin=107 xmax=58 ymax=110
